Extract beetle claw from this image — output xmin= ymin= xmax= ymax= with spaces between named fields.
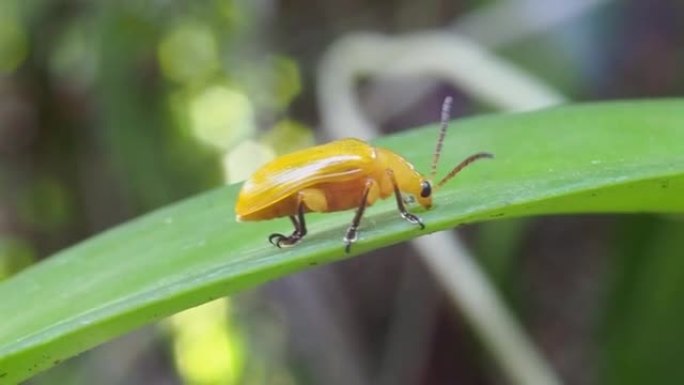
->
xmin=343 ymin=237 xmax=355 ymax=253
xmin=269 ymin=233 xmax=285 ymax=247
xmin=402 ymin=213 xmax=425 ymax=230
xmin=269 ymin=233 xmax=303 ymax=248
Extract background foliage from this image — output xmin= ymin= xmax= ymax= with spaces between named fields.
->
xmin=1 ymin=1 xmax=683 ymax=384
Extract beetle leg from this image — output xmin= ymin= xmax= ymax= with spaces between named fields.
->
xmin=268 ymin=200 xmax=307 ymax=248
xmin=386 ymin=169 xmax=425 ymax=230
xmin=344 ymin=179 xmax=375 ymax=253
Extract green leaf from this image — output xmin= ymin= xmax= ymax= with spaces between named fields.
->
xmin=1 ymin=100 xmax=683 ymax=383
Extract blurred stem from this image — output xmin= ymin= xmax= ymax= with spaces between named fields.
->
xmin=476 ymin=219 xmax=531 ymax=308
xmin=453 ymin=0 xmax=612 ymax=48
xmin=317 ymin=30 xmax=564 ymax=385
xmin=317 ymin=31 xmax=566 ymax=140
xmin=376 ymin=256 xmax=440 ymax=385
xmin=413 ymin=235 xmax=561 ymax=385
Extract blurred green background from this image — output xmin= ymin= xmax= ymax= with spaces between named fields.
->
xmin=1 ymin=0 xmax=683 ymax=384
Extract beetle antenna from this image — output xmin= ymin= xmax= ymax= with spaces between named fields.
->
xmin=430 ymin=96 xmax=452 ymax=180
xmin=436 ymin=152 xmax=494 ymax=190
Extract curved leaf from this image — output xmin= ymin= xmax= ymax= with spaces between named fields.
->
xmin=1 ymin=100 xmax=684 ymax=383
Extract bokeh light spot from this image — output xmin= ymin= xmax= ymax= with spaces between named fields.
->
xmin=49 ymin=22 xmax=97 ymax=84
xmin=224 ymin=140 xmax=275 ymax=184
xmin=273 ymin=56 xmax=302 ymax=107
xmin=158 ymin=22 xmax=220 ymax=84
xmin=189 ymin=86 xmax=255 ymax=151
xmin=261 ymin=118 xmax=313 ymax=155
xmin=169 ymin=299 xmax=245 ymax=385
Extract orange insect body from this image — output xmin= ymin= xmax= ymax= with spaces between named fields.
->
xmin=235 ymin=97 xmax=492 ymax=252
xmin=235 ymin=138 xmax=430 ymax=221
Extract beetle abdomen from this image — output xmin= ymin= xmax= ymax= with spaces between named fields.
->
xmin=236 ymin=138 xmax=378 ymax=220
xmin=237 ymin=175 xmax=381 ymax=221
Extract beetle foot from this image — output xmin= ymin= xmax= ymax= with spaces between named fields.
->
xmin=268 ymin=233 xmax=285 ymax=247
xmin=268 ymin=233 xmax=301 ymax=248
xmin=343 ymin=227 xmax=358 ymax=253
xmin=401 ymin=212 xmax=425 ymax=230
xmin=344 ymin=239 xmax=355 ymax=253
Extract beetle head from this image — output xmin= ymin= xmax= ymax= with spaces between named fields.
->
xmin=416 ymin=180 xmax=433 ymax=209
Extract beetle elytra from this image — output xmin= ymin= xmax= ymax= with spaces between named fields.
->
xmin=235 ymin=97 xmax=493 ymax=252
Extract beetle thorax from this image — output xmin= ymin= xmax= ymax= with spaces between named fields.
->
xmin=376 ymin=147 xmax=432 ymax=209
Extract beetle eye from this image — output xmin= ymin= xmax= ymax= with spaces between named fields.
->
xmin=420 ymin=181 xmax=432 ymax=198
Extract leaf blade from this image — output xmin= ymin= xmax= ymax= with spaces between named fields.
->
xmin=1 ymin=100 xmax=684 ymax=383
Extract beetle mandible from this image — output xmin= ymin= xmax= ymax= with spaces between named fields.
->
xmin=235 ymin=97 xmax=493 ymax=252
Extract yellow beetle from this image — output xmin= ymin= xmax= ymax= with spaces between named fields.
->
xmin=235 ymin=97 xmax=492 ymax=252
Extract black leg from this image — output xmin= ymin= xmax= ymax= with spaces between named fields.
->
xmin=269 ymin=201 xmax=307 ymax=248
xmin=344 ymin=180 xmax=373 ymax=253
xmin=387 ymin=169 xmax=425 ymax=230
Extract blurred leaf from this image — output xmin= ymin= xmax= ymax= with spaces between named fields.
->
xmin=96 ymin=9 xmax=221 ymax=211
xmin=0 ymin=0 xmax=28 ymax=74
xmin=600 ymin=216 xmax=684 ymax=385
xmin=0 ymin=237 xmax=35 ymax=280
xmin=1 ymin=100 xmax=684 ymax=383
xmin=16 ymin=177 xmax=73 ymax=231
xmin=475 ymin=218 xmax=530 ymax=304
